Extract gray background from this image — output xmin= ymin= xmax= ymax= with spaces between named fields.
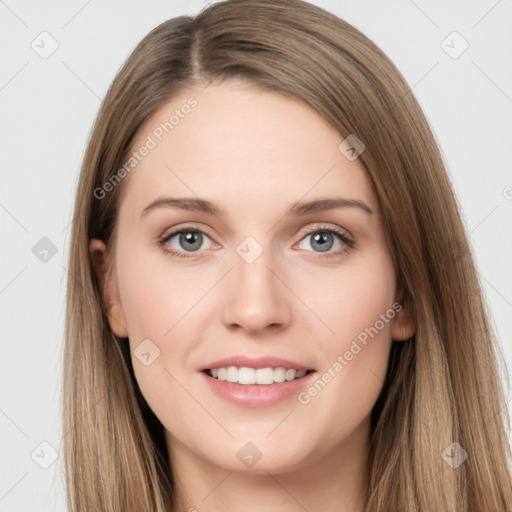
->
xmin=1 ymin=0 xmax=511 ymax=510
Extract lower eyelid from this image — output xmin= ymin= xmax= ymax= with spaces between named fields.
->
xmin=160 ymin=227 xmax=354 ymax=258
xmin=296 ymin=231 xmax=353 ymax=252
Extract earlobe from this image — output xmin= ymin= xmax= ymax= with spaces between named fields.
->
xmin=391 ymin=294 xmax=415 ymax=342
xmin=89 ymin=238 xmax=129 ymax=338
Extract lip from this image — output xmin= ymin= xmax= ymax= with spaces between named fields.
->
xmin=199 ymin=355 xmax=312 ymax=372
xmin=200 ymin=370 xmax=317 ymax=408
xmin=199 ymin=355 xmax=317 ymax=408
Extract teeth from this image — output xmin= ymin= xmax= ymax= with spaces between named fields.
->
xmin=239 ymin=367 xmax=256 ymax=384
xmin=208 ymin=366 xmax=309 ymax=385
xmin=226 ymin=366 xmax=238 ymax=383
xmin=273 ymin=367 xmax=286 ymax=383
xmin=285 ymin=369 xmax=296 ymax=381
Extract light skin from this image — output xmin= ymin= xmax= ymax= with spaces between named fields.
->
xmin=91 ymin=80 xmax=415 ymax=511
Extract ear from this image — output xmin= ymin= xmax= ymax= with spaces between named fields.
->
xmin=89 ymin=238 xmax=129 ymax=338
xmin=391 ymin=289 xmax=415 ymax=342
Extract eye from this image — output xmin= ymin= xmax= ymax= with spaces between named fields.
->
xmin=158 ymin=224 xmax=355 ymax=260
xmin=158 ymin=226 xmax=216 ymax=259
xmin=296 ymin=224 xmax=354 ymax=257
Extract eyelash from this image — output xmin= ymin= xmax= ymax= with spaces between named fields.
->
xmin=157 ymin=224 xmax=355 ymax=260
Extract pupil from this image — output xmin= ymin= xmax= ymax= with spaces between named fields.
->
xmin=180 ymin=231 xmax=202 ymax=251
xmin=312 ymin=232 xmax=333 ymax=252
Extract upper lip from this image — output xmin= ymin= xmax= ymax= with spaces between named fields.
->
xmin=199 ymin=355 xmax=313 ymax=372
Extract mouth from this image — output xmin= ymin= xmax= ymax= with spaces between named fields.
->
xmin=202 ymin=366 xmax=315 ymax=385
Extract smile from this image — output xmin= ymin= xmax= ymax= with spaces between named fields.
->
xmin=204 ymin=366 xmax=312 ymax=385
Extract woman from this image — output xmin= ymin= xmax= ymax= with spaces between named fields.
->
xmin=63 ymin=0 xmax=512 ymax=510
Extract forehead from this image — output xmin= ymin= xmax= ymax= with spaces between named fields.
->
xmin=120 ymin=81 xmax=376 ymax=220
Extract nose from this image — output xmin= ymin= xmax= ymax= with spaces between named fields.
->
xmin=221 ymin=246 xmax=291 ymax=335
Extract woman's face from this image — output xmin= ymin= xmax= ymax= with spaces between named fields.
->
xmin=92 ymin=80 xmax=414 ymax=476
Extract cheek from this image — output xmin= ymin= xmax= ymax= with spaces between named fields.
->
xmin=115 ymin=251 xmax=199 ymax=425
xmin=114 ymin=247 xmax=215 ymax=399
xmin=305 ymin=247 xmax=397 ymax=354
xmin=294 ymin=250 xmax=396 ymax=438
xmin=115 ymin=246 xmax=202 ymax=342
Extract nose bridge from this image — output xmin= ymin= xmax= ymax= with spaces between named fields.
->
xmin=221 ymin=234 xmax=290 ymax=331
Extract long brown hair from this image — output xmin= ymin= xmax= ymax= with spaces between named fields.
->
xmin=63 ymin=0 xmax=512 ymax=510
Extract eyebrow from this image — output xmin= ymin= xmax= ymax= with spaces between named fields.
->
xmin=140 ymin=196 xmax=373 ymax=218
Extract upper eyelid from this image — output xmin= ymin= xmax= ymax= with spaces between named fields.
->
xmin=161 ymin=224 xmax=216 ymax=242
xmin=161 ymin=223 xmax=349 ymax=236
xmin=160 ymin=223 xmax=352 ymax=246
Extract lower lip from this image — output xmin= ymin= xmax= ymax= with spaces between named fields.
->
xmin=200 ymin=370 xmax=317 ymax=408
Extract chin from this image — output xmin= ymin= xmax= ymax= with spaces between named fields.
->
xmin=202 ymin=436 xmax=313 ymax=475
